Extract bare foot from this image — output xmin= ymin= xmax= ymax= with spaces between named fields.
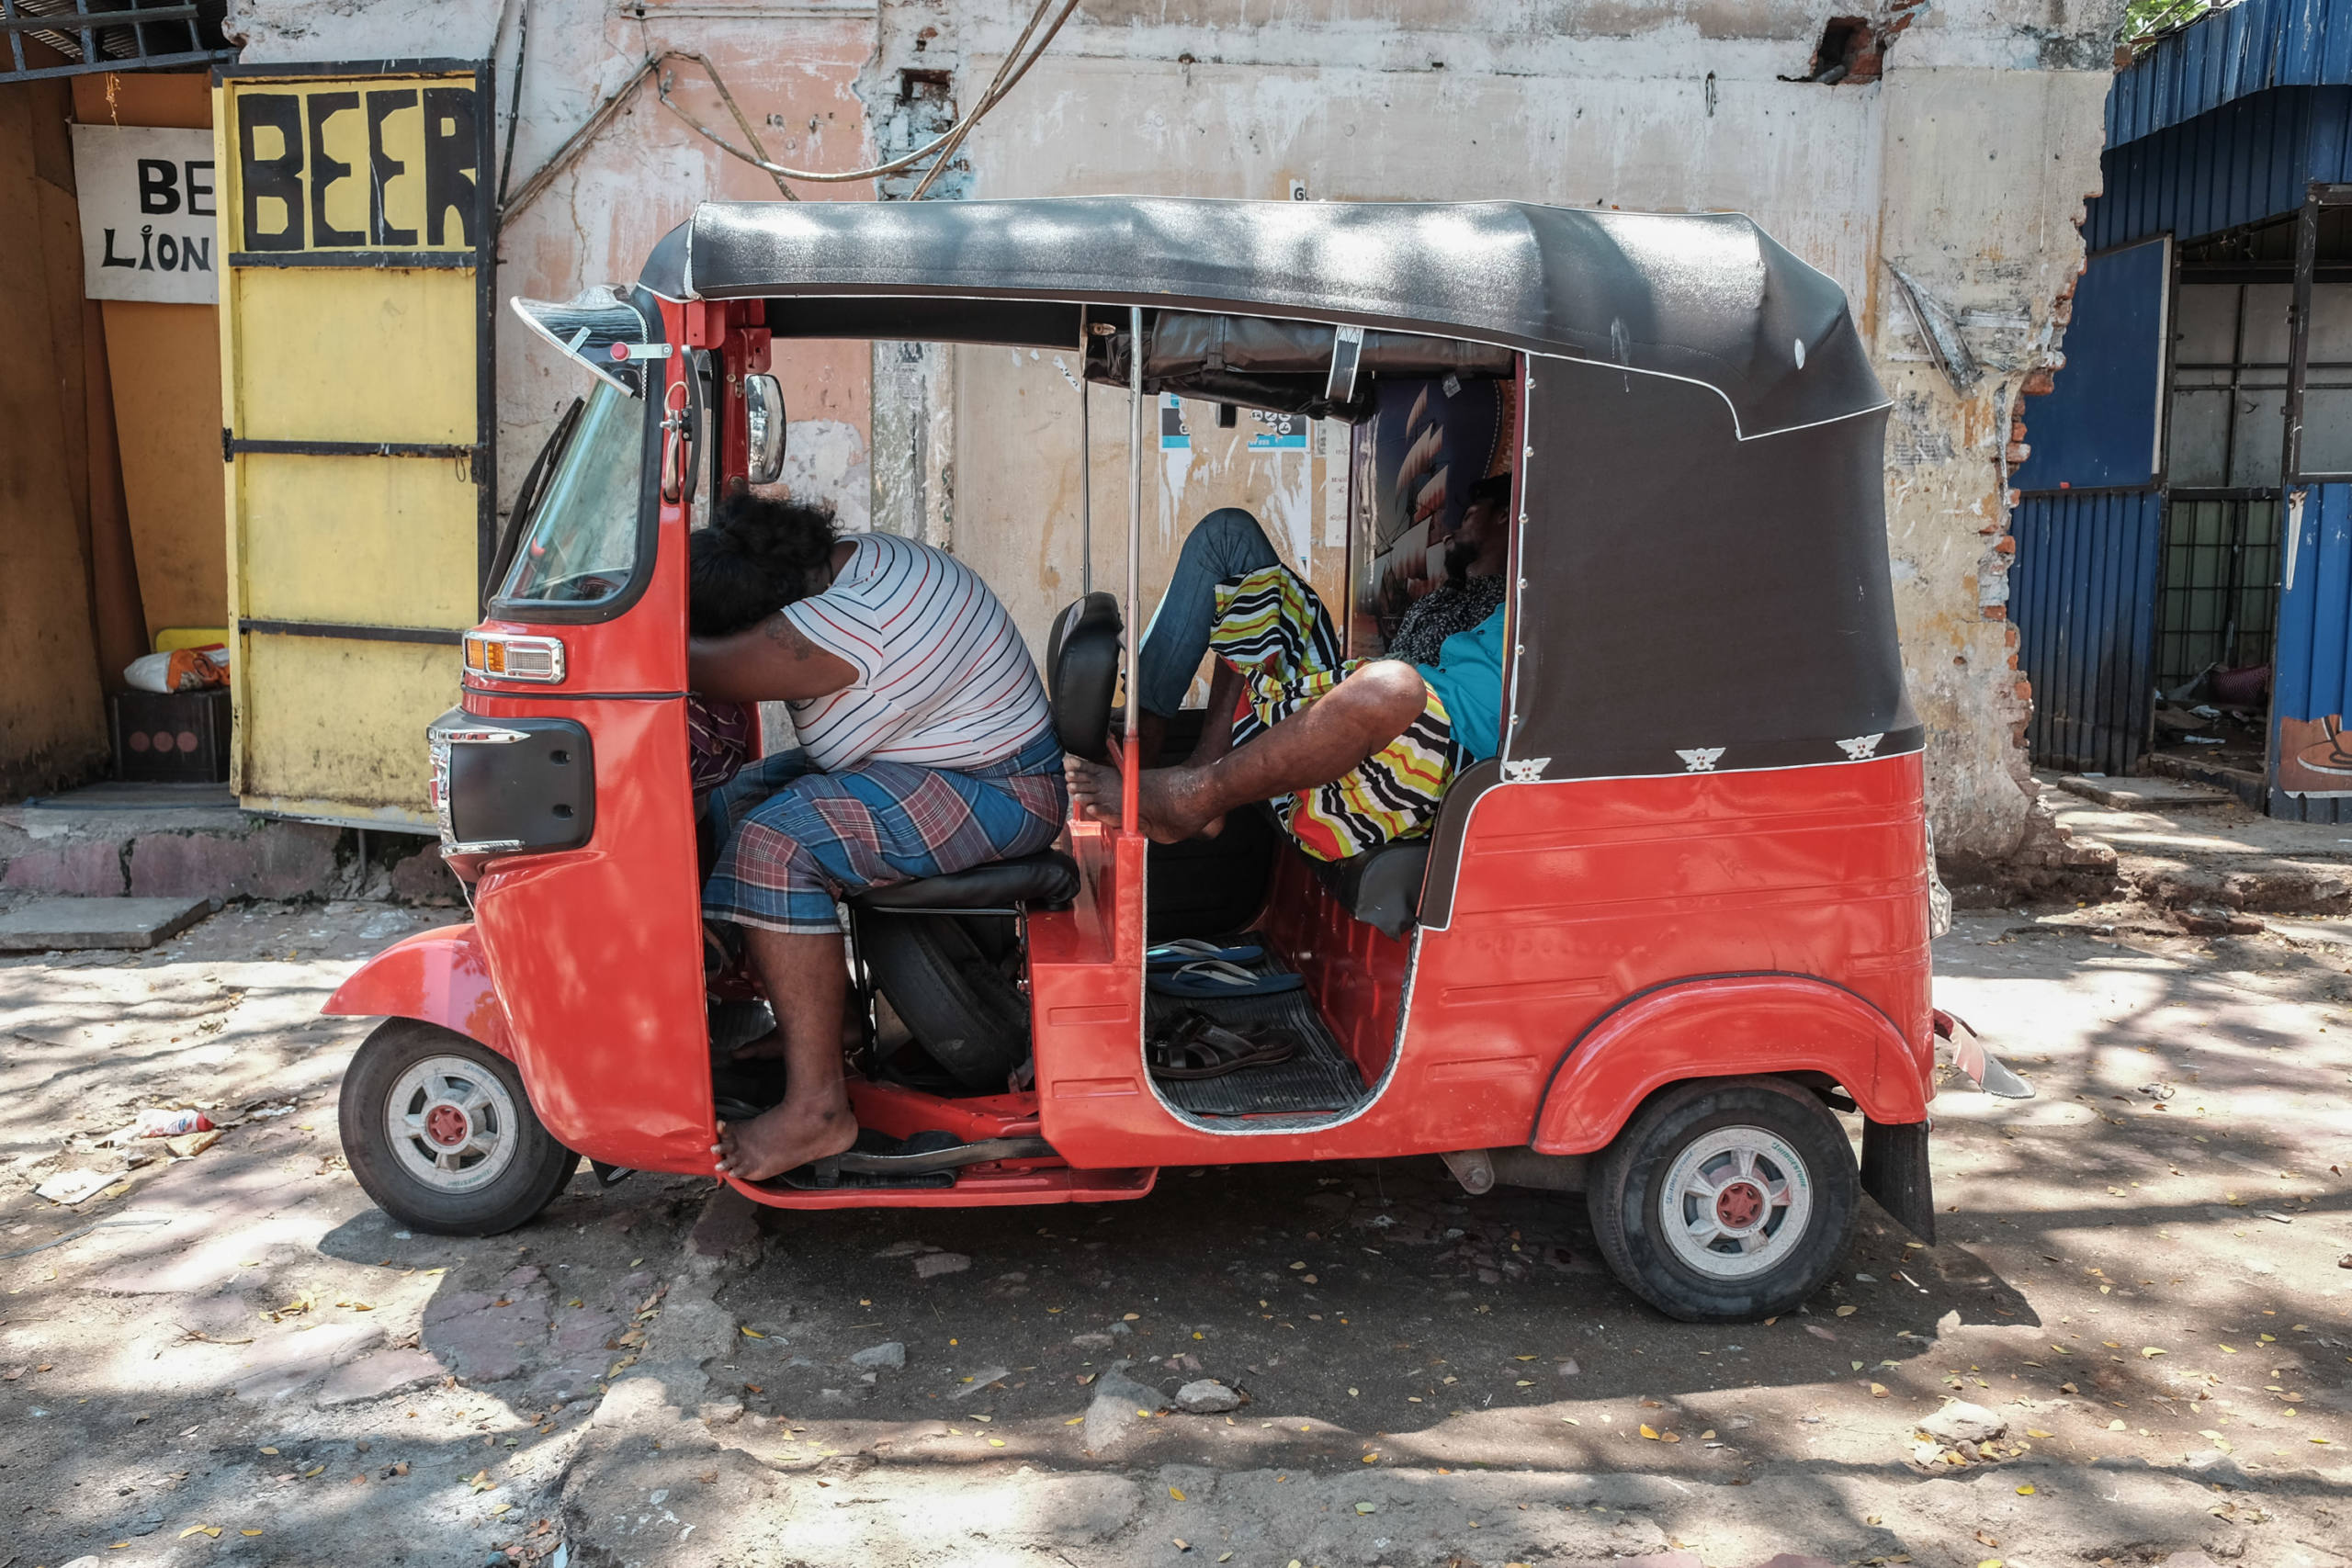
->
xmin=1063 ymin=754 xmax=1124 ymax=828
xmin=1061 ymin=754 xmax=1225 ymax=844
xmin=712 ymin=1089 xmax=858 ymax=1182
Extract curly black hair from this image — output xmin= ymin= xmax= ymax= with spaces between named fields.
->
xmin=688 ymin=487 xmax=840 ymax=637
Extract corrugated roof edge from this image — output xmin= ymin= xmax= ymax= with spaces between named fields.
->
xmin=2109 ymin=0 xmax=2352 ymax=147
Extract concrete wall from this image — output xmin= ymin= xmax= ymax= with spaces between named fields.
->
xmin=229 ymin=0 xmax=2127 ymax=863
xmin=0 ymin=74 xmax=109 ymax=796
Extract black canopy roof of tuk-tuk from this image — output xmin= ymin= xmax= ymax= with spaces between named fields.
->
xmin=639 ymin=197 xmax=1886 ymax=440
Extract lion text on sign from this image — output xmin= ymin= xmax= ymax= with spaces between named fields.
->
xmin=70 ymin=124 xmax=218 ymax=305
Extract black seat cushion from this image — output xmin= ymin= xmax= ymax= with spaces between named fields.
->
xmin=1046 ymin=592 xmax=1122 ymax=762
xmin=853 ymin=849 xmax=1080 ymax=911
xmin=1309 ymin=839 xmax=1431 ymax=941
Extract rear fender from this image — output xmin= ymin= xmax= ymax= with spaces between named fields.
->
xmin=1531 ymin=974 xmax=1928 ymax=1156
xmin=322 ymin=922 xmax=513 ymax=1058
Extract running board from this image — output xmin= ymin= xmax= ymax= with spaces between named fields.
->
xmin=836 ymin=1135 xmax=1054 ymax=1174
xmin=732 ymin=1163 xmax=1157 ymax=1210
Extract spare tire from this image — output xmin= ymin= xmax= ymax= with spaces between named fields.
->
xmin=859 ymin=914 xmax=1030 ymax=1092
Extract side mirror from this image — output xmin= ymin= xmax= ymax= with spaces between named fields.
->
xmin=744 ymin=373 xmax=787 ymax=485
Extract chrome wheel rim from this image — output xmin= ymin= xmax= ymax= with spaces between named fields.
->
xmin=1658 ymin=1124 xmax=1814 ymax=1280
xmin=385 ymin=1055 xmax=521 ymax=1195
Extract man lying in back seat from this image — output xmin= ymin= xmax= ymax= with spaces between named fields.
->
xmin=1067 ymin=473 xmax=1510 ymax=860
xmin=688 ymin=489 xmax=1066 ymax=1182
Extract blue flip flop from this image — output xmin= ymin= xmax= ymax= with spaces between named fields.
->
xmin=1148 ymin=958 xmax=1304 ymax=999
xmin=1147 ymin=938 xmax=1265 ymax=969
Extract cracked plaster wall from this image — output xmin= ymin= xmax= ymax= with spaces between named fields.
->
xmin=229 ymin=0 xmax=2123 ymax=862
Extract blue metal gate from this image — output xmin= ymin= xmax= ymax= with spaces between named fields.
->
xmin=2013 ymin=490 xmax=2165 ymax=774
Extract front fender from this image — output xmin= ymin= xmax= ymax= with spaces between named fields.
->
xmin=322 ymin=922 xmax=513 ymax=1058
xmin=1531 ymin=974 xmax=1928 ymax=1156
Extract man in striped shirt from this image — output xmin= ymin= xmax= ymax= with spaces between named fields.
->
xmin=689 ymin=491 xmax=1065 ymax=1183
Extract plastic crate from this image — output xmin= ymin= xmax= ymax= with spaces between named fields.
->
xmin=112 ymin=688 xmax=231 ymax=783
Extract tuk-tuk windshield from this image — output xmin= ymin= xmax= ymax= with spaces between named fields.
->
xmin=497 ymin=381 xmax=645 ymax=606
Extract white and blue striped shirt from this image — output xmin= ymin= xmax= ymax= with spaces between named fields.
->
xmin=781 ymin=533 xmax=1054 ymax=773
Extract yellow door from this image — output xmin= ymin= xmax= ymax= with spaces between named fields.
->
xmin=213 ymin=62 xmax=493 ymax=829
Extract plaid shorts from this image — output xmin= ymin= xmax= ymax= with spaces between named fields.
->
xmin=701 ymin=728 xmax=1068 ymax=936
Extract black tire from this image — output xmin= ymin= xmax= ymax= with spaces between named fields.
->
xmin=1587 ymin=1075 xmax=1858 ymax=1323
xmin=339 ymin=1019 xmax=581 ymax=1236
xmin=859 ymin=914 xmax=1030 ymax=1091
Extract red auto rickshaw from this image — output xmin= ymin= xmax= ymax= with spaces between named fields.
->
xmin=326 ymin=197 xmax=2016 ymax=1321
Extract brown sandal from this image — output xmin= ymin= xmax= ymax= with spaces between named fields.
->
xmin=1148 ymin=1011 xmax=1297 ymax=1080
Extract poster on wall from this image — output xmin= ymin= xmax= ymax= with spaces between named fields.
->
xmin=2277 ymin=715 xmax=2352 ymax=796
xmin=1349 ymin=375 xmax=1516 ymax=654
xmin=70 ymin=124 xmax=218 ymax=305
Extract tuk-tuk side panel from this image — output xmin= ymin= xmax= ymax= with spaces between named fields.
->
xmin=1403 ymin=754 xmax=1933 ymax=1153
xmin=1258 ymin=849 xmax=1411 ymax=1084
xmin=466 ymin=692 xmax=715 ymax=1175
xmin=1526 ymin=975 xmax=1929 ymax=1156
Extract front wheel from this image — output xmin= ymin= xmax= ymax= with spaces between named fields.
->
xmin=1588 ymin=1075 xmax=1858 ymax=1322
xmin=339 ymin=1019 xmax=581 ymax=1236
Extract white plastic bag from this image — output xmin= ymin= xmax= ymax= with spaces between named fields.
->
xmin=124 ymin=647 xmax=229 ymax=694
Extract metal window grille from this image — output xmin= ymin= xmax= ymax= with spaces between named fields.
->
xmin=2 ymin=0 xmax=233 ymax=85
xmin=2154 ymin=496 xmax=2278 ymax=692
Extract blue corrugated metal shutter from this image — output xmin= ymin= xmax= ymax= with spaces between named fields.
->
xmin=2271 ymin=483 xmax=2352 ymax=819
xmin=2013 ymin=239 xmax=2168 ymax=490
xmin=2014 ymin=491 xmax=2165 ymax=774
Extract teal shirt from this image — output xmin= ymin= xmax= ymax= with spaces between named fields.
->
xmin=1414 ymin=605 xmax=1506 ymax=761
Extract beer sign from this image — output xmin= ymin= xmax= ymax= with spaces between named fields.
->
xmin=70 ymin=124 xmax=218 ymax=305
xmin=222 ymin=74 xmax=482 ymax=259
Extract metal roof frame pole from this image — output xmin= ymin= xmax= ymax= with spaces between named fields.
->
xmin=1079 ymin=317 xmax=1092 ymax=597
xmin=1122 ymin=305 xmax=1144 ymax=835
xmin=2281 ymin=183 xmax=2321 ymax=491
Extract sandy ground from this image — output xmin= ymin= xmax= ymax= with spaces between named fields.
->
xmin=0 ymin=898 xmax=2345 ymax=1568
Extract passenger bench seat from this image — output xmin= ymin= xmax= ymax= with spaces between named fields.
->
xmin=1308 ymin=758 xmax=1502 ymax=940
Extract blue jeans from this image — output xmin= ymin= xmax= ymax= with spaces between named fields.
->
xmin=1136 ymin=507 xmax=1283 ymax=717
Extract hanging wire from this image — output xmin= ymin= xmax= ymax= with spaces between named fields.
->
xmin=500 ymin=0 xmax=1080 ymax=220
xmin=494 ymin=0 xmax=530 ymax=208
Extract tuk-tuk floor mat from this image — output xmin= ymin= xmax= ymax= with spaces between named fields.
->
xmin=1146 ymin=935 xmax=1366 ymax=1119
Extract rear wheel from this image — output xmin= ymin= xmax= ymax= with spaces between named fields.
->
xmin=1588 ymin=1075 xmax=1857 ymax=1322
xmin=339 ymin=1019 xmax=581 ymax=1236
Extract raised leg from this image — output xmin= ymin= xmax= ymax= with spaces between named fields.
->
xmin=712 ymin=926 xmax=860 ymax=1182
xmin=1135 ymin=507 xmax=1283 ymax=730
xmin=1067 ymin=659 xmax=1428 ymax=844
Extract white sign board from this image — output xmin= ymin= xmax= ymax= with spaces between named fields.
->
xmin=70 ymin=124 xmax=218 ymax=305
